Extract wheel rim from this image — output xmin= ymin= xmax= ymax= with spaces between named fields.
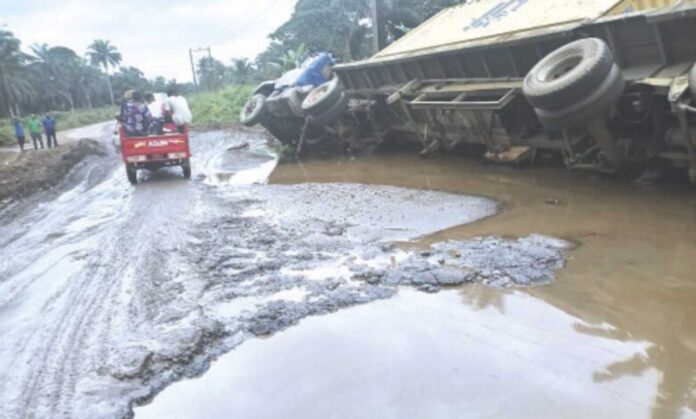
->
xmin=243 ymin=97 xmax=261 ymax=118
xmin=304 ymin=84 xmax=330 ymax=107
xmin=537 ymin=55 xmax=583 ymax=83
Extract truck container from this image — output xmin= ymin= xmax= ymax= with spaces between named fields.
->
xmin=246 ymin=0 xmax=696 ymax=182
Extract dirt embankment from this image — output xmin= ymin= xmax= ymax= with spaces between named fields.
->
xmin=0 ymin=140 xmax=106 ymax=204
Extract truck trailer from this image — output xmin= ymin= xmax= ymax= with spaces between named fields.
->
xmin=243 ymin=0 xmax=696 ymax=182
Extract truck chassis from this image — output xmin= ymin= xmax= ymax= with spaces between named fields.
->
xmin=320 ymin=3 xmax=696 ymax=182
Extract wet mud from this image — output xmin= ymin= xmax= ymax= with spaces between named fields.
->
xmin=265 ymin=151 xmax=696 ymax=419
xmin=0 ymin=138 xmax=107 ymax=206
xmin=3 ymin=126 xmax=694 ymax=418
xmin=0 ymin=130 xmax=571 ymax=418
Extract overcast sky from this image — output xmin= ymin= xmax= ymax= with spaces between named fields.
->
xmin=0 ymin=0 xmax=298 ymax=82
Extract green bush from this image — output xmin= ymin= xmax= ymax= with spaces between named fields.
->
xmin=189 ymin=85 xmax=254 ymax=129
xmin=0 ymin=122 xmax=13 ymax=146
xmin=0 ymin=107 xmax=117 ymax=146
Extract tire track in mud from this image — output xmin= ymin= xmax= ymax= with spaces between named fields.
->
xmin=12 ymin=192 xmax=136 ymax=417
xmin=1 ymin=150 xmax=196 ymax=417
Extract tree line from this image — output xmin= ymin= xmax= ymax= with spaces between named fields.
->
xmin=0 ymin=32 xmax=189 ymax=119
xmin=197 ymin=0 xmax=468 ymax=90
xmin=1 ymin=0 xmax=469 ymax=117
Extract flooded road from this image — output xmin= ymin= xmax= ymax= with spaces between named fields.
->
xmin=268 ymin=152 xmax=696 ymax=418
xmin=142 ymin=151 xmax=695 ymax=418
xmin=1 ymin=128 xmax=694 ymax=418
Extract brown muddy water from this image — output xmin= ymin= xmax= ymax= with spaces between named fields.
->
xmin=138 ymin=150 xmax=696 ymax=419
xmin=272 ymin=153 xmax=696 ymax=418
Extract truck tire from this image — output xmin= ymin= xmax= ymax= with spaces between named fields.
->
xmin=240 ymin=94 xmax=267 ymax=127
xmin=523 ymin=38 xmax=614 ymax=110
xmin=181 ymin=159 xmax=192 ymax=179
xmin=302 ymin=78 xmax=343 ymax=116
xmin=535 ymin=64 xmax=625 ymax=130
xmin=126 ymin=164 xmax=137 ymax=184
xmin=690 ymin=64 xmax=696 ymax=100
xmin=308 ymin=92 xmax=349 ymax=127
xmin=288 ymin=88 xmax=305 ymax=117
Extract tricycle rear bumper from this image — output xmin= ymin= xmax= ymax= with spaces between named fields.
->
xmin=130 ymin=158 xmax=188 ymax=171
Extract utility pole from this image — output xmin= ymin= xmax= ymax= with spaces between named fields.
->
xmin=189 ymin=48 xmax=197 ymax=86
xmin=189 ymin=47 xmax=212 ymax=86
xmin=371 ymin=0 xmax=380 ymax=54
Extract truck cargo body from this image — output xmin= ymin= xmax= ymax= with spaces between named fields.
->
xmin=337 ymin=0 xmax=694 ymax=91
xmin=328 ymin=0 xmax=696 ymax=181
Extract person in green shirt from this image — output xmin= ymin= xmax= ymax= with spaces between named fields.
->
xmin=27 ymin=115 xmax=44 ymax=150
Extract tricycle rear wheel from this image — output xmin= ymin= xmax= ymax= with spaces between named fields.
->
xmin=126 ymin=164 xmax=137 ymax=184
xmin=182 ymin=159 xmax=192 ymax=179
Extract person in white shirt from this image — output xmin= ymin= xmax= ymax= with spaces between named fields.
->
xmin=145 ymin=92 xmax=165 ymax=134
xmin=164 ymin=88 xmax=192 ymax=133
xmin=145 ymin=93 xmax=163 ymax=119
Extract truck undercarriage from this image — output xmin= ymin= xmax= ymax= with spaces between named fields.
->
xmin=246 ymin=0 xmax=696 ymax=183
xmin=330 ymin=2 xmax=696 ymax=182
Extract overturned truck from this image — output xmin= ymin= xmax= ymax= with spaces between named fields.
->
xmin=243 ymin=0 xmax=696 ymax=182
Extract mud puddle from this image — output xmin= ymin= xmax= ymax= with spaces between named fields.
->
xmin=0 ymin=130 xmax=573 ymax=419
xmin=262 ymin=151 xmax=696 ymax=418
xmin=140 ymin=149 xmax=694 ymax=418
xmin=137 ymin=288 xmax=658 ymax=419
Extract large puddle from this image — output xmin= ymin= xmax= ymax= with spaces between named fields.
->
xmin=273 ymin=152 xmax=696 ymax=418
xmin=137 ymin=149 xmax=696 ymax=418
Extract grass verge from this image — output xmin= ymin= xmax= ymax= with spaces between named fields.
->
xmin=188 ymin=85 xmax=254 ymax=130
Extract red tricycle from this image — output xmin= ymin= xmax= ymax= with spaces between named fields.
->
xmin=119 ymin=124 xmax=191 ymax=184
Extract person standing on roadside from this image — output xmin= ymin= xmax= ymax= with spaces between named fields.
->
xmin=164 ymin=88 xmax=192 ymax=133
xmin=43 ymin=114 xmax=58 ymax=148
xmin=27 ymin=115 xmax=44 ymax=150
xmin=12 ymin=118 xmax=25 ymax=152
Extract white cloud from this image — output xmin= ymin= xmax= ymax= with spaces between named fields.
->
xmin=1 ymin=0 xmax=298 ymax=81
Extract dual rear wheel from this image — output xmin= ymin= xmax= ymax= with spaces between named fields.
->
xmin=523 ymin=38 xmax=625 ymax=130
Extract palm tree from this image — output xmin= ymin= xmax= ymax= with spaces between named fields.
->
xmin=197 ymin=57 xmax=226 ymax=91
xmin=270 ymin=43 xmax=307 ymax=74
xmin=73 ymin=60 xmax=103 ymax=109
xmin=229 ymin=58 xmax=254 ymax=84
xmin=0 ymin=30 xmax=34 ymax=117
xmin=87 ymin=40 xmax=122 ymax=105
xmin=30 ymin=44 xmax=80 ymax=111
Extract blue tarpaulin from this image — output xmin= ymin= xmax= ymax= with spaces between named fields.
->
xmin=274 ymin=53 xmax=335 ymax=90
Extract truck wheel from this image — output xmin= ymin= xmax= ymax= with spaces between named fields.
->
xmin=181 ymin=159 xmax=192 ymax=179
xmin=240 ymin=94 xmax=267 ymax=127
xmin=690 ymin=64 xmax=696 ymax=100
xmin=523 ymin=38 xmax=614 ymax=110
xmin=302 ymin=78 xmax=343 ymax=116
xmin=308 ymin=92 xmax=349 ymax=127
xmin=535 ymin=64 xmax=625 ymax=130
xmin=288 ymin=88 xmax=305 ymax=117
xmin=126 ymin=164 xmax=137 ymax=184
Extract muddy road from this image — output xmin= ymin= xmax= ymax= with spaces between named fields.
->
xmin=1 ymin=126 xmax=695 ymax=418
xmin=0 ymin=127 xmax=571 ymax=418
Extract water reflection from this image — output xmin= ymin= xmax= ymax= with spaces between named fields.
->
xmin=137 ymin=290 xmax=658 ymax=419
xmin=271 ymin=150 xmax=696 ymax=418
xmin=459 ymin=283 xmax=507 ymax=313
xmin=546 ymin=283 xmax=696 ymax=419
